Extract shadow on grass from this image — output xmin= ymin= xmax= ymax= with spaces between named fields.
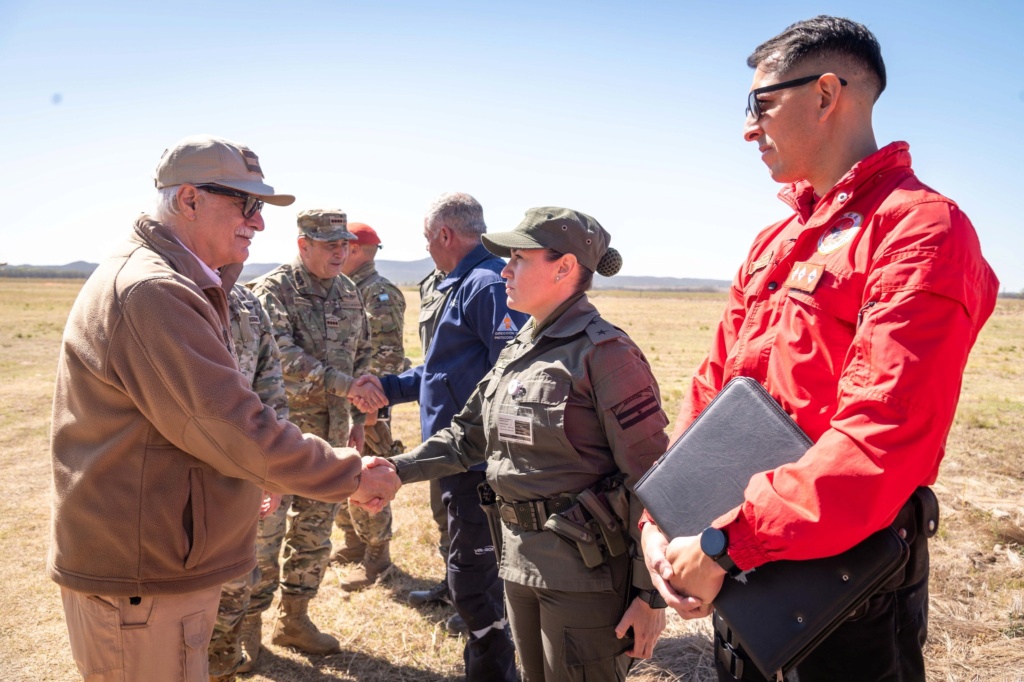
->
xmin=253 ymin=645 xmax=463 ymax=682
xmin=631 ymin=631 xmax=716 ymax=681
xmin=378 ymin=565 xmax=457 ymax=620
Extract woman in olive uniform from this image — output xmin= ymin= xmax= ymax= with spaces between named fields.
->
xmin=390 ymin=207 xmax=669 ymax=681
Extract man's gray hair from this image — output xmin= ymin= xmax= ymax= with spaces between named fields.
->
xmin=425 ymin=192 xmax=486 ymax=237
xmin=153 ymin=186 xmax=183 ymax=221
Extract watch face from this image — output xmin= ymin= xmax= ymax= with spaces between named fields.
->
xmin=701 ymin=527 xmax=728 ymax=558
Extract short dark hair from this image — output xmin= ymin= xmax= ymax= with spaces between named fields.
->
xmin=747 ymin=15 xmax=886 ymax=99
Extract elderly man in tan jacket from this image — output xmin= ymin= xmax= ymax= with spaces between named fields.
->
xmin=47 ymin=134 xmax=396 ymax=682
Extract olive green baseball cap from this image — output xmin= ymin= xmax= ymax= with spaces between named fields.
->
xmin=482 ymin=207 xmax=611 ymax=272
xmin=153 ymin=134 xmax=295 ymax=206
xmin=297 ymin=209 xmax=357 ymax=241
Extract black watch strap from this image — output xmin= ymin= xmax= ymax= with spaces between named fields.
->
xmin=635 ymin=588 xmax=668 ymax=609
xmin=716 ymin=549 xmax=743 ymax=578
xmin=701 ymin=526 xmax=744 ymax=578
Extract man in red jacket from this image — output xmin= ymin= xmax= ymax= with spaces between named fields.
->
xmin=641 ymin=16 xmax=998 ymax=682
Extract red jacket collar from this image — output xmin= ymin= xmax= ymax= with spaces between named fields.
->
xmin=777 ymin=141 xmax=912 ymax=223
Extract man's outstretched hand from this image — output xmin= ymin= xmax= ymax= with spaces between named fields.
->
xmin=348 ymin=374 xmax=388 ymax=413
xmin=349 ymin=456 xmax=400 ymax=513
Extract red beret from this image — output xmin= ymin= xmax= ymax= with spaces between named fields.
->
xmin=348 ymin=222 xmax=381 ymax=246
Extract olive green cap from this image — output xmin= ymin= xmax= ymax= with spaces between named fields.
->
xmin=296 ymin=209 xmax=357 ymax=242
xmin=482 ymin=207 xmax=620 ymax=274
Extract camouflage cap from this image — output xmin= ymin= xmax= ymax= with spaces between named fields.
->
xmin=153 ymin=134 xmax=295 ymax=206
xmin=482 ymin=207 xmax=617 ymax=273
xmin=297 ymin=209 xmax=357 ymax=241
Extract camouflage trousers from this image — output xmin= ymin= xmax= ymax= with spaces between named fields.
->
xmin=249 ymin=494 xmax=339 ymax=613
xmin=334 ymin=421 xmax=399 ymax=544
xmin=209 ymin=566 xmax=258 ymax=677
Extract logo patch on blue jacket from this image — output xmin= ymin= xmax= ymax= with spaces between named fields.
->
xmin=494 ymin=313 xmax=519 ymax=341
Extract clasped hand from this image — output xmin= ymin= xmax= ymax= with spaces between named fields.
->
xmin=349 ymin=455 xmax=401 ymax=514
xmin=641 ymin=522 xmax=725 ymax=619
xmin=348 ymin=374 xmax=388 ymax=414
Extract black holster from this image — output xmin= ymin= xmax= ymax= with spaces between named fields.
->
xmin=543 ymin=476 xmax=629 ymax=569
xmin=477 ymin=482 xmax=504 ymax=564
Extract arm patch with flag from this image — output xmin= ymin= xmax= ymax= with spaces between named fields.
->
xmin=612 ymin=387 xmax=660 ymax=430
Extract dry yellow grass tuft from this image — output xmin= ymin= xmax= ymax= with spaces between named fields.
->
xmin=0 ymin=280 xmax=1021 ymax=681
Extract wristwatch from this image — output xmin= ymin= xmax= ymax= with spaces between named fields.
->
xmin=700 ymin=526 xmax=742 ymax=578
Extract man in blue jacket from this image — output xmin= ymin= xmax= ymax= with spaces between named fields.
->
xmin=360 ymin=192 xmax=526 ymax=681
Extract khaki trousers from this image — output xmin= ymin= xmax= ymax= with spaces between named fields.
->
xmin=60 ymin=584 xmax=222 ymax=682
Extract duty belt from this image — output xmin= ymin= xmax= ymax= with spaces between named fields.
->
xmin=496 ymin=495 xmax=575 ymax=531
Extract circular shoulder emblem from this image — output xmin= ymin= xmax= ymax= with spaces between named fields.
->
xmin=817 ymin=212 xmax=863 ymax=255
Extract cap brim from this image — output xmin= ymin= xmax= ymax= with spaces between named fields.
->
xmin=216 ymin=179 xmax=295 ymax=206
xmin=304 ymin=230 xmax=357 ymax=242
xmin=481 ymin=231 xmax=546 ymax=258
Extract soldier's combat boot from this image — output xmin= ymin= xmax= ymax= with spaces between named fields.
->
xmin=408 ymin=578 xmax=451 ymax=607
xmin=339 ymin=541 xmax=393 ymax=592
xmin=271 ymin=594 xmax=340 ymax=655
xmin=445 ymin=612 xmax=470 ymax=637
xmin=329 ymin=529 xmax=365 ymax=565
xmin=236 ymin=613 xmax=261 ymax=673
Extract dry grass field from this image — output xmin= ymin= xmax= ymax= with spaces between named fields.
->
xmin=0 ymin=278 xmax=1021 ymax=682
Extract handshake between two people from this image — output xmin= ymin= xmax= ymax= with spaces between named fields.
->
xmin=349 ymin=455 xmax=401 ymax=514
xmin=347 ymin=374 xmax=388 ymax=417
xmin=345 ymin=375 xmax=399 ymax=513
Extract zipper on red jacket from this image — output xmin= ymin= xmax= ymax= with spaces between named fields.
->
xmin=857 ymin=301 xmax=878 ymax=327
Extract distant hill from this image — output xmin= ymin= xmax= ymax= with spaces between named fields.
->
xmin=3 ymin=258 xmax=732 ymax=290
xmin=242 ymin=259 xmax=731 ymax=290
xmin=0 ymin=261 xmax=99 ymax=278
xmin=597 ymin=275 xmax=729 ymax=291
xmin=241 ymin=258 xmax=438 ymax=286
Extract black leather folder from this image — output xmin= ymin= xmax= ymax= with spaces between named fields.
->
xmin=634 ymin=376 xmax=811 ymax=538
xmin=634 ymin=376 xmax=909 ymax=678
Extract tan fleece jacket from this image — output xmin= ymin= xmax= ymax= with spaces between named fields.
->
xmin=48 ymin=216 xmax=362 ymax=596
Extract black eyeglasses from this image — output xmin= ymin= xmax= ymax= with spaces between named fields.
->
xmin=196 ymin=184 xmax=264 ymax=219
xmin=746 ymin=74 xmax=847 ymax=121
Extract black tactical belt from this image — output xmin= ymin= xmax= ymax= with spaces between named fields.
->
xmin=497 ymin=495 xmax=576 ymax=531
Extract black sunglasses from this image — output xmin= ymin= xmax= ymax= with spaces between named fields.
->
xmin=746 ymin=74 xmax=847 ymax=121
xmin=195 ymin=184 xmax=264 ymax=219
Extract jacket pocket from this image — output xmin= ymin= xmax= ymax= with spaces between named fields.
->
xmin=504 ymin=374 xmax=578 ymax=472
xmin=183 ymin=467 xmax=207 ymax=570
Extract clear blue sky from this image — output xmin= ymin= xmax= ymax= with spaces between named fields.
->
xmin=1 ymin=0 xmax=1021 ymax=291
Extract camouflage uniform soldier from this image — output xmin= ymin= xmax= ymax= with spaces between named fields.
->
xmin=243 ymin=209 xmax=384 ymax=658
xmin=208 ymin=285 xmax=288 ymax=681
xmin=332 ymin=222 xmax=407 ymax=591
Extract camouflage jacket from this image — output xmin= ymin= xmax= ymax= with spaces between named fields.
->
xmin=248 ymin=259 xmax=371 ymax=441
xmin=349 ymin=260 xmax=407 ymax=376
xmin=228 ymin=285 xmax=288 ymax=420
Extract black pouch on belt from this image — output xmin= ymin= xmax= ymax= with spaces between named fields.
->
xmin=477 ymin=482 xmax=504 ymax=564
xmin=880 ymin=486 xmax=938 ymax=592
xmin=544 ymin=505 xmax=606 ymax=568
